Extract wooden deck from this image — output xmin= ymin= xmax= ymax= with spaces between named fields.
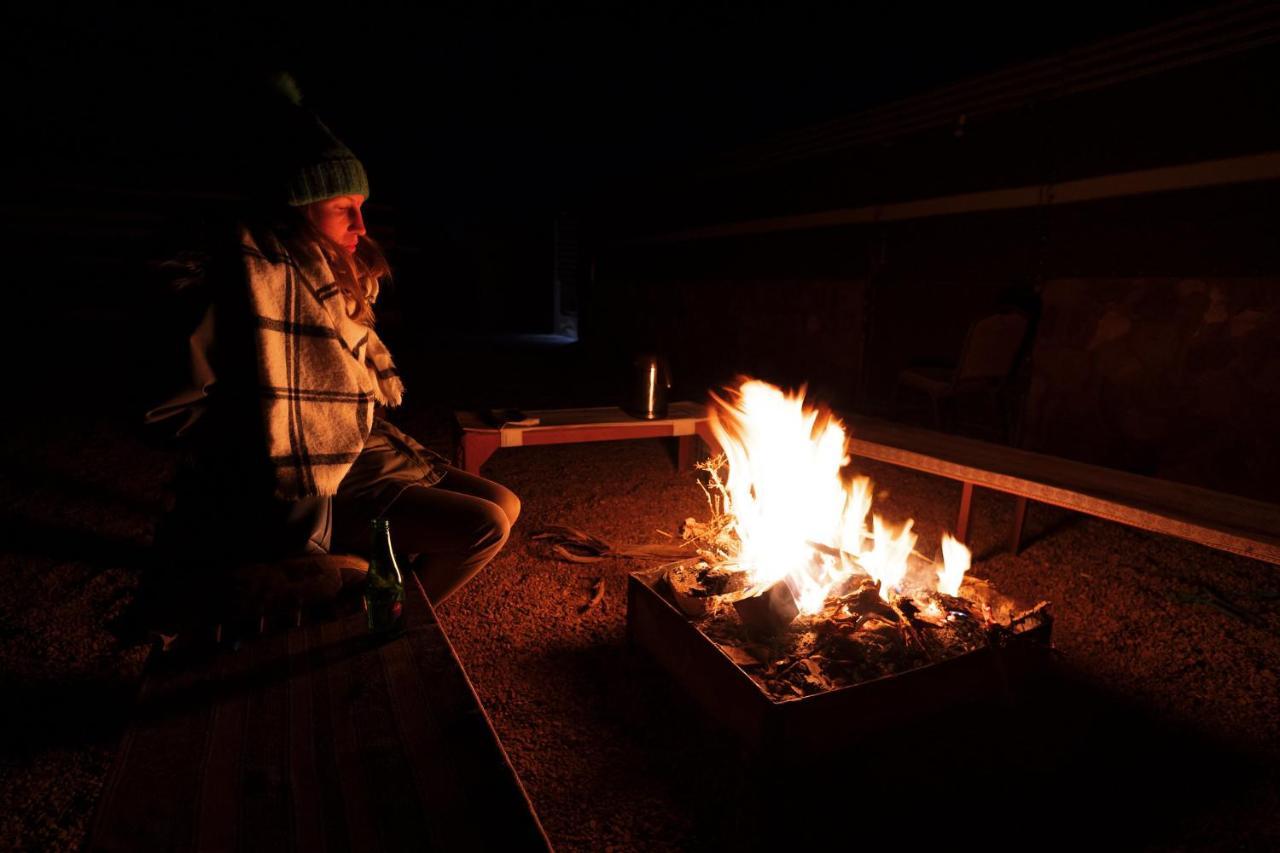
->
xmin=87 ymin=575 xmax=549 ymax=853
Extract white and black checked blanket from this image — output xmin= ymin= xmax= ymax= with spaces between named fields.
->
xmin=241 ymin=227 xmax=405 ymax=500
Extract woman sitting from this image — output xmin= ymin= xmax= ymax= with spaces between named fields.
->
xmin=147 ymin=75 xmax=518 ymax=611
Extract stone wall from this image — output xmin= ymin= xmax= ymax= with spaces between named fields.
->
xmin=1022 ymin=279 xmax=1280 ymax=501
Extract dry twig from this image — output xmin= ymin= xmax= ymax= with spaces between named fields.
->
xmin=579 ymin=578 xmax=605 ymax=614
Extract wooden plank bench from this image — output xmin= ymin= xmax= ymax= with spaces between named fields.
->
xmin=840 ymin=414 xmax=1280 ymax=566
xmin=455 ymin=402 xmax=716 ymax=475
xmin=87 ymin=573 xmax=550 ymax=852
xmin=458 ymin=400 xmax=1280 ymax=564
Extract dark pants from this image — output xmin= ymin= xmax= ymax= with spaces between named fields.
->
xmin=334 ymin=465 xmax=520 ymax=604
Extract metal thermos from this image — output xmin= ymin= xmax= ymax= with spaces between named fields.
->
xmin=628 ymin=354 xmax=671 ymax=419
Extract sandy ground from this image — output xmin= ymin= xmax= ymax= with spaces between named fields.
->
xmin=2 ymin=395 xmax=1279 ymax=850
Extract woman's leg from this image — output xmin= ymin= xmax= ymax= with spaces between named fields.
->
xmin=381 ymin=466 xmax=520 ymax=604
xmin=425 ymin=465 xmax=521 ymax=527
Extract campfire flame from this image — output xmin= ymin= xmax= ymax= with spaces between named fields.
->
xmin=707 ymin=379 xmax=970 ymax=614
xmin=938 ymin=533 xmax=971 ymax=596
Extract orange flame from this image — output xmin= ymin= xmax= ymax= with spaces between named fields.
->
xmin=707 ymin=379 xmax=970 ymax=613
xmin=938 ymin=533 xmax=971 ymax=596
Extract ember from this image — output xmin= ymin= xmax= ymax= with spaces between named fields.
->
xmin=658 ymin=378 xmax=1051 ymax=702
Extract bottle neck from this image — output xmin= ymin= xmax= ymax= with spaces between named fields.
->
xmin=373 ymin=521 xmax=393 ymax=551
xmin=369 ymin=519 xmax=402 ymax=580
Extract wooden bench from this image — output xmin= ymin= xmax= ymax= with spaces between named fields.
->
xmin=841 ymin=414 xmax=1280 ymax=566
xmin=455 ymin=402 xmax=716 ymax=475
xmin=458 ymin=401 xmax=1280 ymax=564
xmin=87 ymin=573 xmax=550 ymax=852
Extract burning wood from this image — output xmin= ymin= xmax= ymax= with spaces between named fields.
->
xmin=655 ymin=379 xmax=1051 ymax=702
xmin=732 ymin=579 xmax=799 ymax=634
xmin=659 ymin=561 xmax=1048 ymax=701
xmin=662 ymin=563 xmax=746 ymax=616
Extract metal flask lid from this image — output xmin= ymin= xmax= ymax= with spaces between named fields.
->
xmin=632 ymin=354 xmax=671 ymax=419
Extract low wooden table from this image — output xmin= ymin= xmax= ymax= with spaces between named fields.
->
xmin=87 ymin=575 xmax=550 ymax=852
xmin=455 ymin=402 xmax=715 ymax=474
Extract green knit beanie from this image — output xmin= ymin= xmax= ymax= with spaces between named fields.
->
xmin=267 ymin=72 xmax=370 ymax=206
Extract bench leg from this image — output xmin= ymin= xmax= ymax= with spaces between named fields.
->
xmin=461 ymin=433 xmax=501 ymax=475
xmin=1010 ymin=496 xmax=1029 ymax=555
xmin=956 ymin=482 xmax=974 ymax=545
xmin=677 ymin=435 xmax=696 ymax=470
xmin=695 ymin=423 xmax=721 ymax=458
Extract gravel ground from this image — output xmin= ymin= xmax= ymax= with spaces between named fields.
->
xmin=2 ymin=402 xmax=1278 ymax=851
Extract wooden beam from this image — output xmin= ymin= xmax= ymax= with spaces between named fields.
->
xmin=623 ymin=151 xmax=1280 ymax=245
xmin=699 ymin=4 xmax=1280 ymax=175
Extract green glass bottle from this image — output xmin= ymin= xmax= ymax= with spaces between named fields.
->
xmin=364 ymin=518 xmax=405 ymax=633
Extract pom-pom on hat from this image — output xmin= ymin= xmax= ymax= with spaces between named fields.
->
xmin=264 ymin=72 xmax=370 ymax=207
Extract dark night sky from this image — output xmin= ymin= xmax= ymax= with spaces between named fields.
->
xmin=9 ymin=1 xmax=1221 ymax=216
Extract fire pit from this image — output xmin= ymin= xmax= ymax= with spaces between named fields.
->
xmin=628 ymin=567 xmax=1052 ymax=755
xmin=625 ymin=379 xmax=1054 ymax=755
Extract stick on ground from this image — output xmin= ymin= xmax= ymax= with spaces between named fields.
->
xmin=580 ymin=578 xmax=605 ymax=614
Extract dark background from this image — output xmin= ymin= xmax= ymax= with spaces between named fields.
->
xmin=8 ymin=1 xmax=1222 ymax=310
xmin=4 ymin=1 xmax=1231 ymax=315
xmin=7 ymin=0 xmax=1278 ymax=498
xmin=10 ymin=2 xmax=1217 ymax=205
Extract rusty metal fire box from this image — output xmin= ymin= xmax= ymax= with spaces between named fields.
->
xmin=626 ymin=566 xmax=1053 ymax=756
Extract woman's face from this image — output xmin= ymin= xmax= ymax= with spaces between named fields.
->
xmin=306 ymin=194 xmax=366 ymax=253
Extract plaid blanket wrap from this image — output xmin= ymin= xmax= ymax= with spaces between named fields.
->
xmin=241 ymin=227 xmax=405 ymax=500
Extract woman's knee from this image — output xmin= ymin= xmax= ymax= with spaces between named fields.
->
xmin=473 ymin=499 xmax=513 ymax=550
xmin=439 ymin=467 xmax=521 ymax=527
xmin=496 ymin=489 xmax=521 ymax=527
xmin=469 ymin=475 xmax=520 ymax=527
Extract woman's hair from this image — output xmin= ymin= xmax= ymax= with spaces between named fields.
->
xmin=272 ymin=207 xmax=391 ymax=327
